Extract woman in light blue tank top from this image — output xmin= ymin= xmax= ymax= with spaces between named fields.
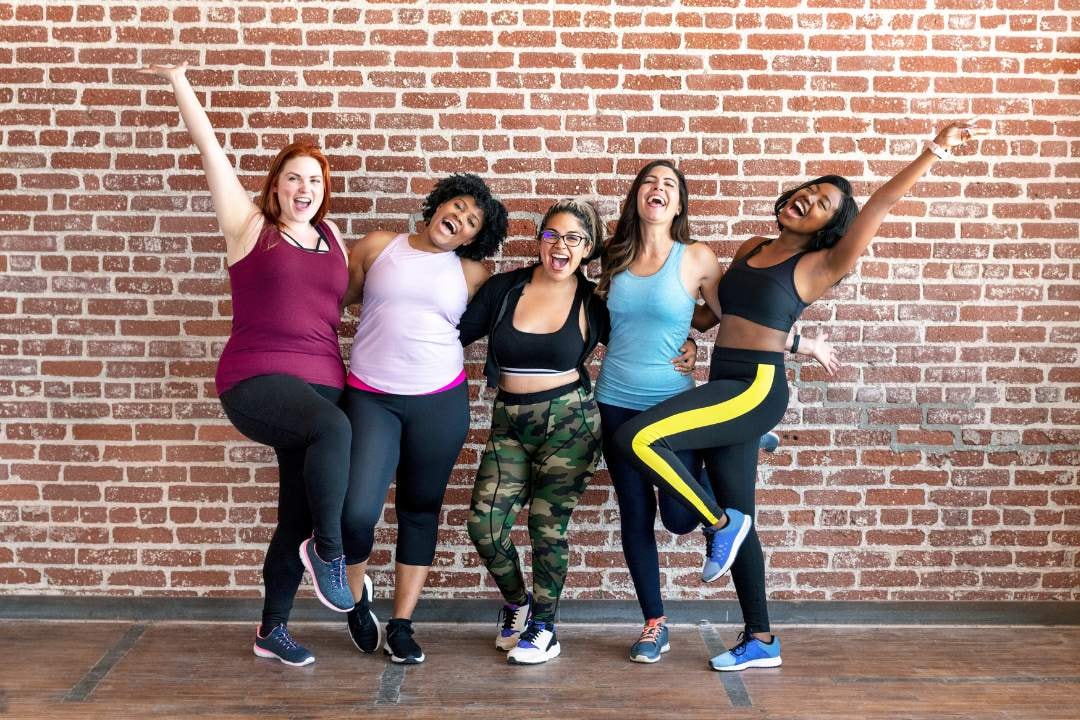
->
xmin=595 ymin=160 xmax=788 ymax=665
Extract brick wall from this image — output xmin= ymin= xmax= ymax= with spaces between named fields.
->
xmin=1 ymin=0 xmax=1077 ymax=602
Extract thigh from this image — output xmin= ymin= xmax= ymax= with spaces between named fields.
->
xmin=472 ymin=403 xmax=533 ymax=521
xmin=343 ymin=389 xmax=403 ymax=510
xmin=531 ymin=391 xmax=601 ymax=524
xmin=598 ymin=402 xmax=658 ymax=519
xmin=220 ymin=374 xmax=346 ymax=450
xmin=397 ymin=383 xmax=470 ymax=508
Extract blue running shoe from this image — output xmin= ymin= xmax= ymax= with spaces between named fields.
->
xmin=759 ymin=431 xmax=780 ymax=453
xmin=709 ymin=631 xmax=782 ymax=671
xmin=701 ymin=508 xmax=752 ymax=582
xmin=253 ymin=624 xmax=314 ymax=667
xmin=629 ymin=616 xmax=670 ymax=664
xmin=299 ymin=537 xmax=352 ymax=612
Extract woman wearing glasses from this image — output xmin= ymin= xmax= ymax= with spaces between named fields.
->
xmin=459 ymin=199 xmax=636 ymax=665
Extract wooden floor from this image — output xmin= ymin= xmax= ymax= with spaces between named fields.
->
xmin=2 ymin=620 xmax=1078 ymax=719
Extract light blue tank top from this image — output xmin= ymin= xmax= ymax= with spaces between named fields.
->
xmin=595 ymin=241 xmax=696 ymax=411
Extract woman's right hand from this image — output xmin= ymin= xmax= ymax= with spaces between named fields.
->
xmin=138 ymin=61 xmax=188 ymax=83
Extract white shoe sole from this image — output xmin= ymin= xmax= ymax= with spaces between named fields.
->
xmin=630 ymin=642 xmax=671 ymax=664
xmin=253 ymin=643 xmax=315 ymax=667
xmin=710 ymin=656 xmax=782 ymax=672
xmin=507 ymin=641 xmax=561 ymax=665
xmin=298 ymin=539 xmax=350 ymax=612
xmin=384 ymin=648 xmax=425 ymax=664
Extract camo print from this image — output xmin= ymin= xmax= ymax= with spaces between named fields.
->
xmin=468 ymin=386 xmax=602 ymax=623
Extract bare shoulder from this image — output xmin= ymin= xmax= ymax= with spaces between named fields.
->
xmin=685 ymin=241 xmax=719 ymax=265
xmin=733 ymin=236 xmax=768 ymax=261
xmin=349 ymin=229 xmax=398 ymax=268
xmin=460 ymin=257 xmax=491 ymax=296
xmin=322 ymin=218 xmax=349 ymax=256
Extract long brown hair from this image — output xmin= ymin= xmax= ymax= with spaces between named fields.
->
xmin=256 ymin=142 xmax=331 ymax=236
xmin=596 ymin=159 xmax=691 ymax=298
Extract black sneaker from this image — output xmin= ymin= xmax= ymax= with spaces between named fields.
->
xmin=384 ymin=618 xmax=425 ymax=664
xmin=347 ymin=574 xmax=384 ymax=653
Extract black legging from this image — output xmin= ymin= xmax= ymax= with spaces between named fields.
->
xmin=218 ymin=374 xmax=352 ymax=631
xmin=342 ymin=381 xmax=470 ymax=566
xmin=613 ymin=347 xmax=788 ymax=634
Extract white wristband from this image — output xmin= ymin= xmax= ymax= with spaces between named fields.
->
xmin=924 ymin=140 xmax=950 ymax=160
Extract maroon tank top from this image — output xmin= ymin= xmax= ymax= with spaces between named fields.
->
xmin=215 ymin=221 xmax=349 ymax=395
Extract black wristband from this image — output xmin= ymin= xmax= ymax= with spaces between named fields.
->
xmin=790 ymin=333 xmax=801 ymax=354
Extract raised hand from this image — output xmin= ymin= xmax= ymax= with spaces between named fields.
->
xmin=138 ymin=61 xmax=189 ymax=83
xmin=934 ymin=119 xmax=989 ymax=150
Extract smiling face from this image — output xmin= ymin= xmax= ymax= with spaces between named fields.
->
xmin=428 ymin=194 xmax=484 ymax=251
xmin=635 ymin=164 xmax=683 ymax=227
xmin=538 ymin=212 xmax=591 ymax=281
xmin=777 ymin=182 xmax=845 ymax=235
xmin=273 ymin=155 xmax=325 ymax=226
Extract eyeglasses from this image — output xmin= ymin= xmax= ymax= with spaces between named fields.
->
xmin=539 ymin=229 xmax=589 ymax=247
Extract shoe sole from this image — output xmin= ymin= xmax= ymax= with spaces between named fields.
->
xmin=348 ymin=575 xmax=385 ymax=654
xmin=298 ymin=539 xmax=351 ymax=613
xmin=253 ymin=643 xmax=315 ymax=667
xmin=507 ymin=642 xmax=561 ymax=665
xmin=702 ymin=514 xmax=752 ymax=583
xmin=384 ymin=648 xmax=425 ymax=664
xmin=630 ymin=642 xmax=671 ymax=664
xmin=710 ymin=656 xmax=782 ymax=672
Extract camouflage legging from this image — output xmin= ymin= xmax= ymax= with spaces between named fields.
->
xmin=468 ymin=383 xmax=602 ymax=623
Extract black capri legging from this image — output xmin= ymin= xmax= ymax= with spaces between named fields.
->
xmin=613 ymin=347 xmax=788 ymax=634
xmin=341 ymin=381 xmax=469 ymax=567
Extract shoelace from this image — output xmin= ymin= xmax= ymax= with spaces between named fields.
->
xmin=330 ymin=555 xmax=346 ymax=590
xmin=638 ymin=618 xmax=666 ymax=644
xmin=499 ymin=602 xmax=526 ymax=631
xmin=704 ymin=527 xmax=722 ymax=559
xmin=729 ymin=631 xmax=751 ymax=657
xmin=272 ymin=625 xmax=299 ymax=650
xmin=518 ymin=622 xmax=549 ymax=644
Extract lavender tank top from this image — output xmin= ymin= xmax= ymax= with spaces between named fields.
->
xmin=348 ymin=234 xmax=468 ymax=394
xmin=215 ymin=222 xmax=349 ymax=395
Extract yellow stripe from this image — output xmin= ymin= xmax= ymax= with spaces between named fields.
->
xmin=630 ymin=363 xmax=776 ymax=526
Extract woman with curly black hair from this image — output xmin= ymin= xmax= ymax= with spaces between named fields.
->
xmin=338 ymin=173 xmax=507 ymax=665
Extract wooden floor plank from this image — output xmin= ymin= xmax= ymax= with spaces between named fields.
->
xmin=4 ymin=621 xmax=1078 ymax=719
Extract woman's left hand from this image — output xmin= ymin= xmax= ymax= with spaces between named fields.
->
xmin=672 ymin=338 xmax=698 ymax=375
xmin=934 ymin=119 xmax=990 ymax=150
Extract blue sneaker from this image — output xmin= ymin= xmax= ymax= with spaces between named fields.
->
xmin=709 ymin=631 xmax=782 ymax=671
xmin=253 ymin=624 xmax=314 ymax=667
xmin=495 ymin=593 xmax=532 ymax=651
xmin=701 ymin=508 xmax=752 ymax=582
xmin=629 ymin=616 xmax=670 ymax=664
xmin=759 ymin=431 xmax=780 ymax=453
xmin=298 ymin=537 xmax=352 ymax=612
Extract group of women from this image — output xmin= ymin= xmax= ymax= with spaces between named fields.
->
xmin=144 ymin=62 xmax=986 ymax=672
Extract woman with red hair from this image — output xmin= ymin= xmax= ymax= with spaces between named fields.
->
xmin=142 ymin=63 xmax=354 ymax=666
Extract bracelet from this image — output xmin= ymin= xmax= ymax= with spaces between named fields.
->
xmin=924 ymin=139 xmax=950 ymax=160
xmin=789 ymin=333 xmax=801 ymax=354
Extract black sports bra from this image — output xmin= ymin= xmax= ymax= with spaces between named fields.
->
xmin=717 ymin=240 xmax=810 ymax=332
xmin=490 ymin=290 xmax=585 ymax=377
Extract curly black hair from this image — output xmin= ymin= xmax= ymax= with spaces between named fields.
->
xmin=421 ymin=173 xmax=508 ymax=260
xmin=773 ymin=175 xmax=859 ymax=250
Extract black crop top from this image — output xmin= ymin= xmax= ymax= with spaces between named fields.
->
xmin=717 ymin=240 xmax=810 ymax=332
xmin=490 ymin=290 xmax=585 ymax=376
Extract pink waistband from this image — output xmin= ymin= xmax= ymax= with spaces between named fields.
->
xmin=346 ymin=368 xmax=467 ymax=396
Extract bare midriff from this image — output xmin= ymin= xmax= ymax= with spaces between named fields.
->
xmin=716 ymin=315 xmax=788 ymax=353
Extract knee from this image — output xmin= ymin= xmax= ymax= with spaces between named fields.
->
xmin=316 ymin=408 xmax=352 ymax=449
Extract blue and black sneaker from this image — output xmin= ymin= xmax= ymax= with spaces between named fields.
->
xmin=299 ymin=537 xmax=353 ymax=612
xmin=701 ymin=508 xmax=752 ymax=582
xmin=385 ymin=618 xmax=425 ymax=664
xmin=709 ymin=631 xmax=782 ymax=671
xmin=347 ymin=574 xmax=383 ymax=653
xmin=629 ymin=616 xmax=670 ymax=664
xmin=253 ymin=624 xmax=314 ymax=667
xmin=759 ymin=431 xmax=780 ymax=453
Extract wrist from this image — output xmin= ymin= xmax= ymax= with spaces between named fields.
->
xmin=924 ymin=139 xmax=950 ymax=160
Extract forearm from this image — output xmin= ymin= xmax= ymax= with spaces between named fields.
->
xmin=863 ymin=150 xmax=936 ymax=213
xmin=691 ymin=303 xmax=720 ymax=332
xmin=168 ymin=74 xmax=226 ymax=160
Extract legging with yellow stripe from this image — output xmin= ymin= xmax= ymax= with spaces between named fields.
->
xmin=612 ymin=347 xmax=788 ymax=634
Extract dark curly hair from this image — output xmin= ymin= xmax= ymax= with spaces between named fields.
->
xmin=421 ymin=173 xmax=508 ymax=260
xmin=773 ymin=175 xmax=859 ymax=251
